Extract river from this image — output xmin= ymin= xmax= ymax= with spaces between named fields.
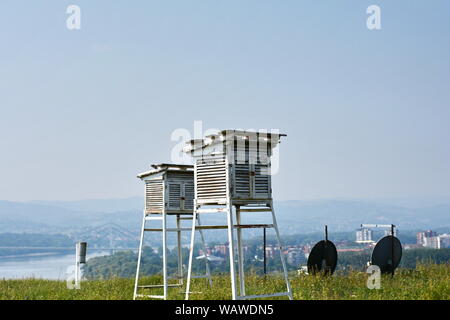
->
xmin=0 ymin=251 xmax=110 ymax=280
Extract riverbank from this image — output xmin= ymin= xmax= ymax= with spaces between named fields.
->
xmin=0 ymin=251 xmax=110 ymax=280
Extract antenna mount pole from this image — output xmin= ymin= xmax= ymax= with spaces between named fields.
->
xmin=263 ymin=227 xmax=267 ymax=275
xmin=391 ymin=224 xmax=395 ymax=276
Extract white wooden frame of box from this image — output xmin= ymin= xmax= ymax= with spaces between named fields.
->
xmin=133 ymin=164 xmax=212 ymax=300
xmin=184 ymin=130 xmax=293 ymax=300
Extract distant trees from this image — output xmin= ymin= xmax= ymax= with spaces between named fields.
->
xmin=0 ymin=233 xmax=74 ymax=248
xmin=83 ymin=245 xmax=450 ymax=280
xmin=0 ymin=233 xmax=75 ymax=257
xmin=399 ymin=248 xmax=450 ymax=268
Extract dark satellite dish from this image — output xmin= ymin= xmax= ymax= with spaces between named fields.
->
xmin=371 ymin=235 xmax=402 ymax=275
xmin=307 ymin=226 xmax=338 ymax=275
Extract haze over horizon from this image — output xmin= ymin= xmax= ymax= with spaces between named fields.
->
xmin=6 ymin=195 xmax=450 ymax=212
xmin=1 ymin=1 xmax=449 ymax=202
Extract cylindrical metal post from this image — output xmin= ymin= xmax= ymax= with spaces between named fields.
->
xmin=75 ymin=242 xmax=87 ymax=288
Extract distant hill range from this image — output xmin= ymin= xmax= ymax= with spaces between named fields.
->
xmin=0 ymin=198 xmax=142 ymax=234
xmin=0 ymin=198 xmax=449 ymax=236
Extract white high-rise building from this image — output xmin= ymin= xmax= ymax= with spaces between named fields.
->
xmin=356 ymin=228 xmax=373 ymax=243
xmin=423 ymin=236 xmax=441 ymax=249
xmin=416 ymin=230 xmax=449 ymax=249
xmin=417 ymin=230 xmax=436 ymax=246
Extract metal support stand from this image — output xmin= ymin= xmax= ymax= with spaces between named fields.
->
xmin=226 ymin=201 xmax=238 ymax=300
xmin=185 ymin=204 xmax=214 ymax=299
xmin=236 ymin=206 xmax=245 ymax=296
xmin=185 ymin=200 xmax=293 ymax=300
xmin=134 ymin=209 xmax=212 ymax=300
xmin=197 ymin=214 xmax=213 ymax=288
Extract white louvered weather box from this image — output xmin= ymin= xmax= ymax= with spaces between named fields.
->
xmin=185 ymin=130 xmax=286 ymax=206
xmin=134 ymin=163 xmax=212 ymax=301
xmin=138 ymin=164 xmax=195 ymax=215
xmin=183 ymin=129 xmax=293 ymax=301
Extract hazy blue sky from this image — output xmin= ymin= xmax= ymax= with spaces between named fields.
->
xmin=0 ymin=1 xmax=449 ymax=202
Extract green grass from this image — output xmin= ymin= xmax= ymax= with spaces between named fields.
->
xmin=0 ymin=264 xmax=448 ymax=300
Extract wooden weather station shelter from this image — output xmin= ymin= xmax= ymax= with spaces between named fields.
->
xmin=133 ymin=163 xmax=211 ymax=300
xmin=183 ymin=129 xmax=293 ymax=300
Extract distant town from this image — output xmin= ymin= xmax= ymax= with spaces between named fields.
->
xmin=356 ymin=227 xmax=450 ymax=249
xmin=188 ymin=228 xmax=450 ymax=268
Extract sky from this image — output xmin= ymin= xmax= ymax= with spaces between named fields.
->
xmin=0 ymin=1 xmax=449 ymax=202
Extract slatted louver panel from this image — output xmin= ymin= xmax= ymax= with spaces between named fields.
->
xmin=196 ymin=157 xmax=227 ymax=203
xmin=145 ymin=180 xmax=164 ymax=213
xmin=184 ymin=182 xmax=195 ymax=210
xmin=254 ymin=163 xmax=271 ymax=198
xmin=168 ymin=183 xmax=182 ymax=210
xmin=167 ymin=172 xmax=193 ymax=182
xmin=234 ymin=163 xmax=251 ymax=198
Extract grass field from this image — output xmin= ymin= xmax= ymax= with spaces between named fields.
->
xmin=0 ymin=264 xmax=448 ymax=300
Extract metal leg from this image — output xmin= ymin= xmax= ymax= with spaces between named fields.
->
xmin=133 ymin=210 xmax=147 ymax=300
xmin=197 ymin=215 xmax=213 ymax=287
xmin=75 ymin=261 xmax=80 ymax=289
xmin=185 ymin=209 xmax=198 ymax=300
xmin=236 ymin=206 xmax=246 ymax=296
xmin=269 ymin=201 xmax=293 ymax=300
xmin=263 ymin=227 xmax=267 ymax=275
xmin=162 ymin=212 xmax=168 ymax=300
xmin=176 ymin=215 xmax=183 ymax=285
xmin=226 ymin=203 xmax=238 ymax=300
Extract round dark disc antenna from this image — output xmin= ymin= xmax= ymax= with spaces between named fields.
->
xmin=371 ymin=235 xmax=402 ymax=275
xmin=307 ymin=225 xmax=338 ymax=275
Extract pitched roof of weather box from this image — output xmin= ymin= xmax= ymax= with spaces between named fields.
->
xmin=183 ymin=129 xmax=287 ymax=153
xmin=137 ymin=163 xmax=194 ymax=179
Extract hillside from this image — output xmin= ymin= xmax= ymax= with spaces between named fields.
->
xmin=0 ymin=264 xmax=448 ymax=300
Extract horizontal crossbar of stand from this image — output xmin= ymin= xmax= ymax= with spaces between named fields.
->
xmin=195 ymin=208 xmax=273 ymax=214
xmin=144 ymin=228 xmax=192 ymax=232
xmin=237 ymin=292 xmax=291 ymax=300
xmin=235 ymin=224 xmax=273 ymax=229
xmin=135 ymin=294 xmax=165 ymax=299
xmin=144 ymin=215 xmax=194 ymax=221
xmin=195 ymin=224 xmax=273 ymax=230
xmin=191 ymin=275 xmax=210 ymax=279
xmin=144 ymin=224 xmax=273 ymax=232
xmin=196 ymin=208 xmax=228 ymax=213
xmin=145 ymin=216 xmax=163 ymax=221
xmin=138 ymin=284 xmax=182 ymax=289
